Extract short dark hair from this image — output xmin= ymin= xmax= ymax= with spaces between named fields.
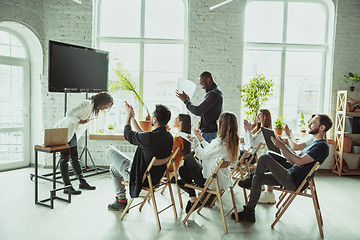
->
xmin=154 ymin=104 xmax=171 ymax=126
xmin=199 ymin=71 xmax=213 ymax=80
xmin=317 ymin=114 xmax=332 ymax=132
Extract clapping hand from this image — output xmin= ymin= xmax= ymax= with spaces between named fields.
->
xmin=124 ymin=101 xmax=135 ymax=119
xmin=194 ymin=129 xmax=204 ymax=142
xmin=243 ymin=119 xmax=252 ymax=131
xmin=175 ymin=89 xmax=190 ymax=102
xmin=270 ymin=135 xmax=285 ymax=148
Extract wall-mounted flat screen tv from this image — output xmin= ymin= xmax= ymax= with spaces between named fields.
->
xmin=49 ymin=40 xmax=109 ymax=93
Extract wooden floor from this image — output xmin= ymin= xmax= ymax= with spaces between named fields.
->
xmin=0 ymin=167 xmax=359 ymax=240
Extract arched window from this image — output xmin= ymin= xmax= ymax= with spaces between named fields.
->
xmin=95 ymin=0 xmax=187 ymax=132
xmin=0 ymin=28 xmax=30 ymax=170
xmin=242 ymin=0 xmax=334 ymax=131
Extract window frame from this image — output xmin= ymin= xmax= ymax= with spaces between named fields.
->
xmin=242 ymin=0 xmax=334 ymax=121
xmin=0 ymin=27 xmax=30 ymax=171
xmin=94 ymin=0 xmax=188 ymax=119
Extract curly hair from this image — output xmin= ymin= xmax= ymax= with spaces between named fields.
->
xmin=90 ymin=91 xmax=114 ymax=116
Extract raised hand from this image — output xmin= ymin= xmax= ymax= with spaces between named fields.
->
xmin=284 ymin=124 xmax=291 ymax=136
xmin=175 ymin=89 xmax=190 ymax=102
xmin=243 ymin=119 xmax=252 ymax=131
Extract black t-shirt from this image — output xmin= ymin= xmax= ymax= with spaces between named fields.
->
xmin=288 ymin=139 xmax=329 ymax=189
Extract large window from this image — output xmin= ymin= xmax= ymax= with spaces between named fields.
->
xmin=242 ymin=0 xmax=333 ymax=131
xmin=0 ymin=28 xmax=30 ymax=170
xmin=95 ymin=0 xmax=187 ymax=133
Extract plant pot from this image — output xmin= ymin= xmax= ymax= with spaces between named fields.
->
xmin=274 ymin=128 xmax=283 ymax=136
xmin=350 ymin=86 xmax=355 ymax=91
xmin=300 ymin=129 xmax=306 ymax=133
xmin=139 ymin=120 xmax=153 ymax=131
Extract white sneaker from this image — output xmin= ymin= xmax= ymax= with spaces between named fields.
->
xmin=258 ymin=192 xmax=276 ymax=204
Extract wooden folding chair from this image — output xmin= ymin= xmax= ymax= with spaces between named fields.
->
xmin=271 ymin=162 xmax=323 ymax=237
xmin=231 ymin=143 xmax=264 ymax=204
xmin=120 ymin=155 xmax=177 ymax=230
xmin=158 ymin=147 xmax=184 ymax=208
xmin=182 ymin=159 xmax=237 ymax=234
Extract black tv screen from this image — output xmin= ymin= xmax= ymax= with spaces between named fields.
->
xmin=49 ymin=40 xmax=109 ymax=92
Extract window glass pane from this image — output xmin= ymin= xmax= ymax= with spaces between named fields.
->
xmin=99 ymin=0 xmax=141 ymax=37
xmin=283 ymin=52 xmax=323 ymax=131
xmin=242 ymin=49 xmax=282 ymax=121
xmin=97 ymin=42 xmax=140 ymax=132
xmin=287 ymin=3 xmax=327 ymax=44
xmin=0 ymin=131 xmax=23 ymax=163
xmin=0 ymin=30 xmax=10 ymax=45
xmin=99 ymin=42 xmax=140 ymax=72
xmin=145 ymin=0 xmax=185 ymax=39
xmin=143 ymin=44 xmax=184 ymax=118
xmin=0 ymin=31 xmax=26 ymax=58
xmin=144 ymin=43 xmax=184 ymax=72
xmin=0 ymin=65 xmax=24 ymax=128
xmin=244 ymin=1 xmax=284 ymax=43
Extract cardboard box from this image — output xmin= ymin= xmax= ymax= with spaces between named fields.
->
xmin=343 ymin=136 xmax=352 ymax=153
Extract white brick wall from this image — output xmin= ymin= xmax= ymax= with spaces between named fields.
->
xmin=0 ymin=0 xmax=359 ymax=169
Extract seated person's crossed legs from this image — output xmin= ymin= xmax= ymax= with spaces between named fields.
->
xmin=234 ymin=154 xmax=297 ymax=222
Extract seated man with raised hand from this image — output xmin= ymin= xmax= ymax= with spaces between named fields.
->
xmin=106 ymin=102 xmax=173 ymax=211
xmin=233 ymin=114 xmax=332 ymax=222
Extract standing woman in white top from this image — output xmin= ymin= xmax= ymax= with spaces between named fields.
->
xmin=54 ymin=92 xmax=113 ymax=195
xmin=242 ymin=109 xmax=276 ymax=204
xmin=177 ymin=112 xmax=240 ymax=213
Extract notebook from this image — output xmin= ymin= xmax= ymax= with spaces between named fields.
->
xmin=261 ymin=127 xmax=281 ymax=154
xmin=261 ymin=127 xmax=297 ymax=155
xmin=44 ymin=128 xmax=68 ymax=147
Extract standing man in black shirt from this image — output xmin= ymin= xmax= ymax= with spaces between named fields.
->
xmin=176 ymin=71 xmax=223 ymax=143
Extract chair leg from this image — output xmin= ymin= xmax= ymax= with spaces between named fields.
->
xmin=175 ymin=177 xmax=183 ymax=209
xmin=166 ymin=172 xmax=177 ymax=219
xmin=160 ymin=184 xmax=168 ymax=194
xmin=148 ymin=181 xmax=161 ymax=230
xmin=310 ymin=181 xmax=324 ymax=237
xmin=139 ymin=191 xmax=150 ymax=211
xmin=243 ymin=188 xmax=248 ymax=205
xmin=183 ymin=189 xmax=207 ymax=224
xmin=229 ymin=186 xmax=239 ymax=222
xmin=271 ymin=193 xmax=297 ymax=229
xmin=197 ymin=191 xmax=211 ymax=214
xmin=276 ymin=191 xmax=287 ymax=208
xmin=215 ymin=179 xmax=228 ymax=233
xmin=312 ymin=181 xmax=323 ymax=225
xmin=120 ymin=198 xmax=134 ymax=220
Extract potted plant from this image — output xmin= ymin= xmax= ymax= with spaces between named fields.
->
xmin=343 ymin=72 xmax=360 ymax=91
xmin=299 ymin=113 xmax=307 ymax=133
xmin=239 ymin=74 xmax=274 ymax=121
xmin=274 ymin=117 xmax=285 ymax=136
xmin=109 ymin=59 xmax=152 ymax=131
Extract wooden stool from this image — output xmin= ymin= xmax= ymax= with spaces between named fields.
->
xmin=33 ymin=144 xmax=72 ymax=209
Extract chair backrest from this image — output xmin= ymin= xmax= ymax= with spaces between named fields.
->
xmin=166 ymin=147 xmax=181 ymax=169
xmin=142 ymin=156 xmax=171 ymax=183
xmin=297 ymin=161 xmax=320 ymax=193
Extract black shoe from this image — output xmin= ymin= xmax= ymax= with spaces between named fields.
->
xmin=108 ymin=197 xmax=128 ymax=211
xmin=238 ymin=177 xmax=252 ymax=190
xmin=231 ymin=206 xmax=256 ymax=222
xmin=185 ymin=200 xmax=203 ymax=214
xmin=64 ymin=186 xmax=81 ymax=195
xmin=79 ymin=180 xmax=96 ymax=190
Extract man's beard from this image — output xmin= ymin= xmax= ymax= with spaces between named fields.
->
xmin=308 ymin=127 xmax=319 ymax=135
